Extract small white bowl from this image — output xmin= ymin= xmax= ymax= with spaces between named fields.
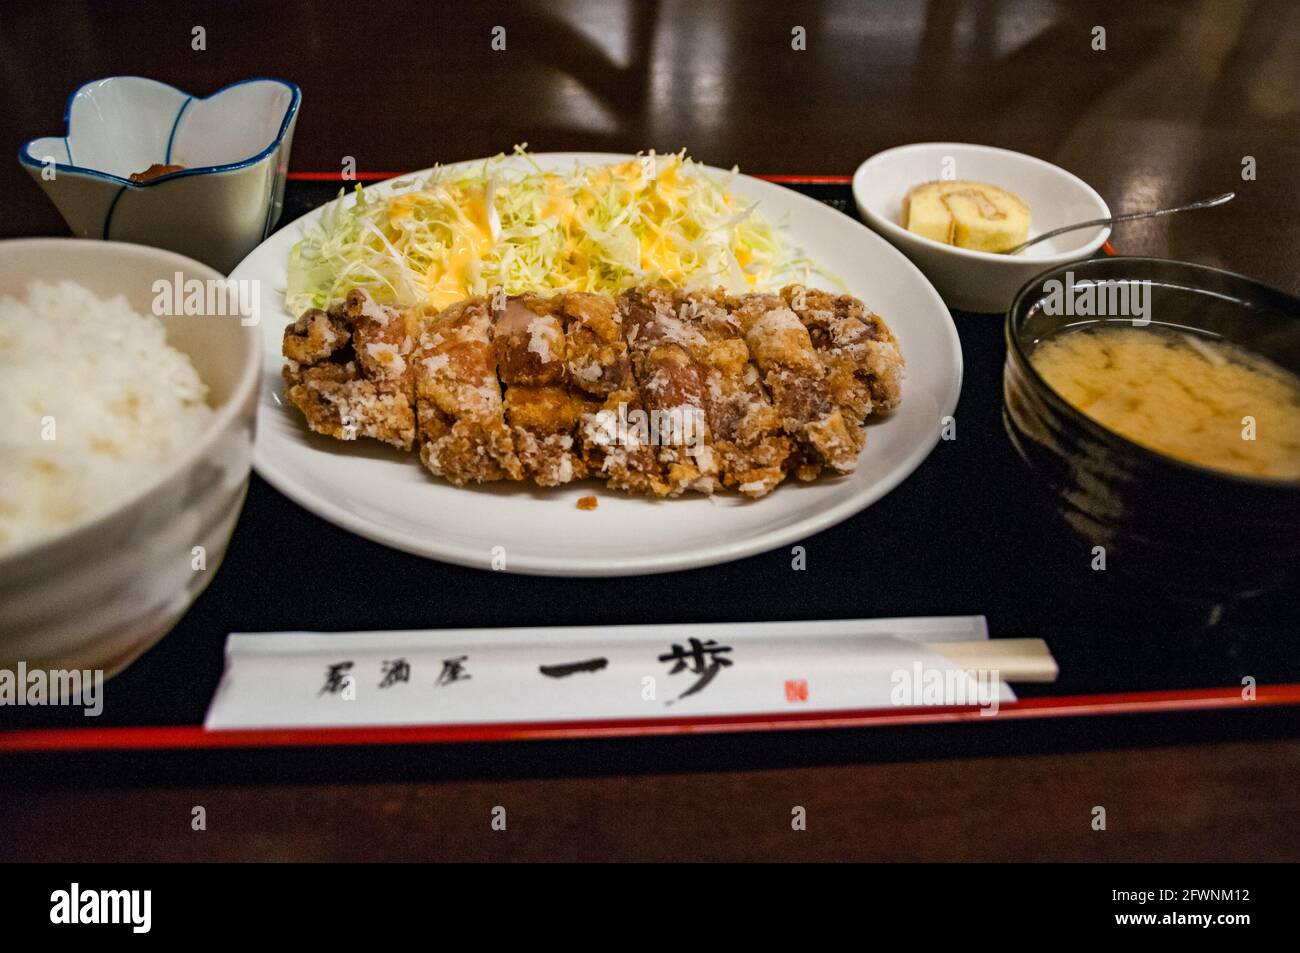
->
xmin=853 ymin=142 xmax=1111 ymax=313
xmin=0 ymin=239 xmax=259 ymax=678
xmin=20 ymin=76 xmax=300 ymax=274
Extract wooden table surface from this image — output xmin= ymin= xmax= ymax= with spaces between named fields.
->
xmin=1 ymin=0 xmax=1298 ymax=861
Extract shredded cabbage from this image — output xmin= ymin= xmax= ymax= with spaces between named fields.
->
xmin=286 ymin=147 xmax=835 ymax=314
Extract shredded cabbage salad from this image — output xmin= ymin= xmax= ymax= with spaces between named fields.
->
xmin=286 ymin=148 xmax=834 ymax=314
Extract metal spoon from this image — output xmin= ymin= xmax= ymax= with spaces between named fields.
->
xmin=1005 ymin=191 xmax=1235 ymax=255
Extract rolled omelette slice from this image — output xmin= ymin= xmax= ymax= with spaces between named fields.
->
xmin=902 ymin=180 xmax=1030 ymax=253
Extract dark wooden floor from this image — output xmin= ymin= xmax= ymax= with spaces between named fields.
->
xmin=1 ymin=0 xmax=1298 ymax=860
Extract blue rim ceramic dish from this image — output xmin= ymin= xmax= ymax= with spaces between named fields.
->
xmin=20 ymin=76 xmax=301 ymax=273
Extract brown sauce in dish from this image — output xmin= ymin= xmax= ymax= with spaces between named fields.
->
xmin=129 ymin=163 xmax=185 ymax=183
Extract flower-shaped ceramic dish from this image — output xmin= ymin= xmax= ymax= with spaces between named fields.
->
xmin=853 ymin=142 xmax=1111 ymax=313
xmin=19 ymin=76 xmax=300 ymax=274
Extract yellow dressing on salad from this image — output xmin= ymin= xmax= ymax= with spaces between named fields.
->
xmin=286 ymin=148 xmax=833 ymax=315
xmin=420 ymin=183 xmax=495 ymax=310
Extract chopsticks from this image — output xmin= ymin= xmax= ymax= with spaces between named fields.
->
xmin=931 ymin=639 xmax=1058 ymax=683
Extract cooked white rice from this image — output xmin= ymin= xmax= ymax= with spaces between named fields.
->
xmin=0 ymin=281 xmax=213 ymax=553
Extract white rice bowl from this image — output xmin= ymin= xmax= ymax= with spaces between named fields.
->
xmin=0 ymin=281 xmax=214 ymax=552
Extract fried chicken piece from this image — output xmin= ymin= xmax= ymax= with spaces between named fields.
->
xmin=558 ymin=292 xmax=654 ymax=489
xmin=677 ymin=290 xmax=793 ymax=497
xmin=781 ymin=285 xmax=905 ymax=417
xmin=638 ymin=343 xmax=718 ymax=494
xmin=618 ymin=288 xmax=718 ymax=495
xmin=282 ymin=304 xmax=348 ymax=366
xmin=494 ymin=295 xmax=567 ymax=386
xmin=504 ymin=385 xmax=595 ymax=485
xmin=566 ymin=289 xmax=674 ymax=497
xmin=494 ymin=296 xmax=589 ymax=486
xmin=621 ymin=286 xmax=709 ymax=354
xmin=562 ymin=292 xmax=633 ymax=395
xmin=412 ymin=296 xmax=521 ymax=484
xmin=728 ymin=293 xmax=859 ymax=475
xmin=281 ymin=290 xmax=417 ymax=450
xmin=282 ymin=283 xmax=903 ymax=498
xmin=578 ymin=387 xmax=672 ymax=498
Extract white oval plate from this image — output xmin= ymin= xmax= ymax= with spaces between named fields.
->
xmin=232 ymin=153 xmax=962 ymax=576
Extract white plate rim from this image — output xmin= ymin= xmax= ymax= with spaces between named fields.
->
xmin=238 ymin=152 xmax=963 ymax=576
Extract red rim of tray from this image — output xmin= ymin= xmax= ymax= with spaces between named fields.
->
xmin=2 ymin=683 xmax=1297 ymax=753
